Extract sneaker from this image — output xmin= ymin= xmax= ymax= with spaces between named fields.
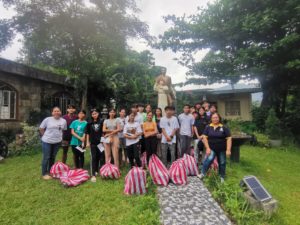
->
xmin=91 ymin=176 xmax=97 ymax=182
xmin=197 ymin=173 xmax=205 ymax=180
xmin=220 ymin=178 xmax=225 ymax=183
xmin=42 ymin=175 xmax=52 ymax=180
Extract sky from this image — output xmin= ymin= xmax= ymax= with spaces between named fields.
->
xmin=0 ymin=0 xmax=211 ymax=85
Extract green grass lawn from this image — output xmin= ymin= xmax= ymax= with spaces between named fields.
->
xmin=226 ymin=145 xmax=300 ymax=225
xmin=0 ymin=150 xmax=160 ymax=225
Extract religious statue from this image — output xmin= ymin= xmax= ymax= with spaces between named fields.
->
xmin=154 ymin=68 xmax=176 ymax=112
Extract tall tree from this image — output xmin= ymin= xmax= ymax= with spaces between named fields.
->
xmin=0 ymin=0 xmax=150 ymax=109
xmin=157 ymin=0 xmax=300 ymax=116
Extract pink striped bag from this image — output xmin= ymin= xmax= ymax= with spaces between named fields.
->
xmin=124 ymin=167 xmax=147 ymax=195
xmin=50 ymin=162 xmax=69 ymax=178
xmin=148 ymin=154 xmax=169 ymax=186
xmin=141 ymin=152 xmax=147 ymax=169
xmin=169 ymin=159 xmax=187 ymax=185
xmin=100 ymin=163 xmax=121 ymax=179
xmin=208 ymin=157 xmax=219 ymax=176
xmin=60 ymin=169 xmax=89 ymax=187
xmin=183 ymin=154 xmax=199 ymax=176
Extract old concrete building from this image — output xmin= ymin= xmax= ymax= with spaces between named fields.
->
xmin=0 ymin=58 xmax=74 ymax=131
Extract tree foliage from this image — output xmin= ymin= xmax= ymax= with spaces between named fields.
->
xmin=157 ymin=0 xmax=300 ymax=115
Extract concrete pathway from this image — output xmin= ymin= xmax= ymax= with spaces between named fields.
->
xmin=157 ymin=176 xmax=232 ymax=225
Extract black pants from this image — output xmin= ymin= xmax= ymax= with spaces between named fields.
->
xmin=90 ymin=144 xmax=105 ymax=176
xmin=72 ymin=146 xmax=84 ymax=169
xmin=145 ymin=136 xmax=157 ymax=163
xmin=126 ymin=143 xmax=141 ymax=168
xmin=140 ymin=135 xmax=146 ymax=153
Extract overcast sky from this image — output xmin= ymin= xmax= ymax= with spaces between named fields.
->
xmin=0 ymin=0 xmax=212 ymax=84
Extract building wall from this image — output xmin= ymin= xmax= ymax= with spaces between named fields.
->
xmin=0 ymin=71 xmax=69 ymax=131
xmin=216 ymin=93 xmax=252 ymax=120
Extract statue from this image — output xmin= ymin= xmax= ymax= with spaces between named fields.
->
xmin=154 ymin=68 xmax=176 ymax=113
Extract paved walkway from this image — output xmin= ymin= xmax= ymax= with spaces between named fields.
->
xmin=157 ymin=177 xmax=232 ymax=225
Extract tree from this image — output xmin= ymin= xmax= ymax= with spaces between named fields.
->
xmin=157 ymin=0 xmax=300 ymax=117
xmin=0 ymin=0 xmax=150 ymax=109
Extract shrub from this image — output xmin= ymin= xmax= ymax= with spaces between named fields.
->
xmin=251 ymin=105 xmax=269 ymax=132
xmin=8 ymin=122 xmax=41 ymax=156
xmin=265 ymin=109 xmax=282 ymax=139
xmin=253 ymin=132 xmax=271 ymax=147
xmin=225 ymin=119 xmax=256 ymax=135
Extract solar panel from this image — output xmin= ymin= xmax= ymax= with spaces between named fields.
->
xmin=242 ymin=176 xmax=272 ymax=202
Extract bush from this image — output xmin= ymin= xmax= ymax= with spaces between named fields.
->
xmin=265 ymin=109 xmax=282 ymax=139
xmin=253 ymin=132 xmax=271 ymax=147
xmin=224 ymin=119 xmax=256 ymax=135
xmin=251 ymin=105 xmax=269 ymax=132
xmin=27 ymin=110 xmax=49 ymax=126
xmin=8 ymin=122 xmax=41 ymax=156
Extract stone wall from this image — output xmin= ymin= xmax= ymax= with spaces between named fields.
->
xmin=0 ymin=71 xmax=70 ymax=131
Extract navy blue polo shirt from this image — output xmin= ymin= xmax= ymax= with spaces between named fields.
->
xmin=203 ymin=123 xmax=231 ymax=152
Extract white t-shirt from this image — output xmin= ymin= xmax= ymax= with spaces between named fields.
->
xmin=40 ymin=117 xmax=67 ymax=144
xmin=178 ymin=113 xmax=195 ymax=136
xmin=123 ymin=122 xmax=142 ymax=146
xmin=125 ymin=114 xmax=143 ymax=125
xmin=160 ymin=116 xmax=180 ymax=144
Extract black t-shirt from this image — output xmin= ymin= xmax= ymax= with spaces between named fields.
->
xmin=86 ymin=119 xmax=104 ymax=145
xmin=203 ymin=123 xmax=231 ymax=152
xmin=193 ymin=115 xmax=208 ymax=139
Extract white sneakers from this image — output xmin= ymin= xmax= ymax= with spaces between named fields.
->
xmin=42 ymin=175 xmax=52 ymax=180
xmin=91 ymin=176 xmax=97 ymax=182
xmin=197 ymin=173 xmax=205 ymax=180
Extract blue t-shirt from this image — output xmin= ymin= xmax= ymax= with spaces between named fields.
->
xmin=70 ymin=120 xmax=88 ymax=146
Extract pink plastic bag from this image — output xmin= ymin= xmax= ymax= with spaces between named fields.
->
xmin=149 ymin=154 xmax=169 ymax=186
xmin=141 ymin=152 xmax=147 ymax=169
xmin=100 ymin=163 xmax=121 ymax=179
xmin=50 ymin=162 xmax=69 ymax=178
xmin=60 ymin=169 xmax=89 ymax=187
xmin=183 ymin=154 xmax=199 ymax=176
xmin=169 ymin=159 xmax=187 ymax=185
xmin=207 ymin=157 xmax=219 ymax=176
xmin=124 ymin=167 xmax=147 ymax=195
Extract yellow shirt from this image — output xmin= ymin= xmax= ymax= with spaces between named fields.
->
xmin=143 ymin=121 xmax=157 ymax=136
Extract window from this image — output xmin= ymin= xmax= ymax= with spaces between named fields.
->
xmin=225 ymin=101 xmax=241 ymax=116
xmin=0 ymin=82 xmax=17 ymax=119
xmin=52 ymin=92 xmax=74 ymax=114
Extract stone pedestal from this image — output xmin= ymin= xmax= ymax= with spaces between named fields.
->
xmin=243 ymin=190 xmax=278 ymax=215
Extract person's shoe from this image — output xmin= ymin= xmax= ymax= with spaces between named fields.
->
xmin=42 ymin=175 xmax=52 ymax=180
xmin=197 ymin=173 xmax=205 ymax=180
xmin=91 ymin=176 xmax=97 ymax=182
xmin=220 ymin=177 xmax=225 ymax=183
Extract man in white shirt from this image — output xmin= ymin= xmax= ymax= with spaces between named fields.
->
xmin=160 ymin=106 xmax=179 ymax=167
xmin=178 ymin=104 xmax=195 ymax=157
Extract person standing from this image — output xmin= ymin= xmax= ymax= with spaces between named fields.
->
xmin=70 ymin=110 xmax=88 ymax=169
xmin=193 ymin=107 xmax=208 ymax=165
xmin=123 ymin=113 xmax=142 ymax=168
xmin=143 ymin=111 xmax=158 ymax=163
xmin=86 ymin=109 xmax=104 ymax=182
xmin=198 ymin=113 xmax=232 ymax=183
xmin=155 ymin=108 xmax=163 ymax=158
xmin=206 ymin=104 xmax=217 ymax=121
xmin=39 ymin=107 xmax=67 ymax=180
xmin=61 ymin=104 xmax=77 ymax=164
xmin=160 ymin=106 xmax=179 ymax=167
xmin=178 ymin=104 xmax=195 ymax=156
xmin=103 ymin=108 xmax=121 ymax=168
xmin=117 ymin=108 xmax=127 ymax=167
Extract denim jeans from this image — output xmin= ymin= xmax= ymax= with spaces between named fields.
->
xmin=201 ymin=150 xmax=226 ymax=178
xmin=41 ymin=141 xmax=60 ymax=176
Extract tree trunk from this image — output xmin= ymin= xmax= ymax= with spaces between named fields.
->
xmin=80 ymin=77 xmax=88 ymax=110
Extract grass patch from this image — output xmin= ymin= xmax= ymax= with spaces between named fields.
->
xmin=0 ymin=150 xmax=160 ymax=225
xmin=204 ymin=145 xmax=300 ymax=225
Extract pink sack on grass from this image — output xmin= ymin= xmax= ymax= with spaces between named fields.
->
xmin=169 ymin=159 xmax=187 ymax=185
xmin=141 ymin=152 xmax=147 ymax=169
xmin=100 ymin=163 xmax=121 ymax=179
xmin=124 ymin=167 xmax=147 ymax=195
xmin=60 ymin=169 xmax=89 ymax=187
xmin=183 ymin=154 xmax=199 ymax=176
xmin=148 ymin=154 xmax=169 ymax=186
xmin=50 ymin=162 xmax=69 ymax=178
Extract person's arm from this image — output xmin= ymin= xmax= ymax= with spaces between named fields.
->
xmin=194 ymin=126 xmax=200 ymax=139
xmin=226 ymin=137 xmax=232 ymax=156
xmin=202 ymin=135 xmax=211 ymax=155
xmin=162 ymin=128 xmax=171 ymax=142
xmin=86 ymin=134 xmax=90 ymax=147
xmin=39 ymin=128 xmax=45 ymax=136
xmin=71 ymin=128 xmax=84 ymax=142
xmin=39 ymin=118 xmax=47 ymax=136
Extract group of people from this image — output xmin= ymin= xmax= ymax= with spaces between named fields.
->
xmin=39 ymin=101 xmax=232 ymax=183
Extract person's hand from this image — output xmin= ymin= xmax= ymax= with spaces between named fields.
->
xmin=104 ymin=134 xmax=109 ymax=138
xmin=86 ymin=142 xmax=90 ymax=148
xmin=206 ymin=148 xmax=211 ymax=155
xmin=166 ymin=136 xmax=172 ymax=142
xmin=197 ymin=136 xmax=202 ymax=140
xmin=81 ymin=137 xmax=85 ymax=142
xmin=226 ymin=149 xmax=231 ymax=157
